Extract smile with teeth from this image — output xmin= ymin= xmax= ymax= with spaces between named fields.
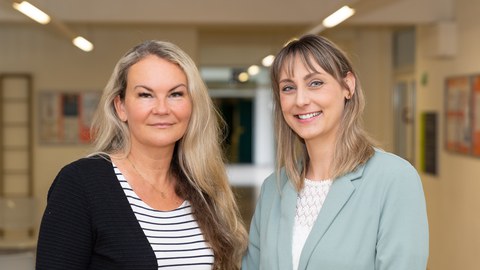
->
xmin=296 ymin=111 xmax=321 ymax=120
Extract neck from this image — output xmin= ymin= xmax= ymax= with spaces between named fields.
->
xmin=127 ymin=149 xmax=174 ymax=188
xmin=304 ymin=138 xmax=335 ymax=181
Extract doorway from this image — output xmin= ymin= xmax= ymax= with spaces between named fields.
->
xmin=393 ymin=76 xmax=416 ymax=164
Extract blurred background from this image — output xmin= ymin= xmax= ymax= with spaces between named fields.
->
xmin=0 ymin=0 xmax=479 ymax=269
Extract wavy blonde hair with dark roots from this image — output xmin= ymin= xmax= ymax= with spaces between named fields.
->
xmin=270 ymin=34 xmax=375 ymax=191
xmin=90 ymin=40 xmax=247 ymax=269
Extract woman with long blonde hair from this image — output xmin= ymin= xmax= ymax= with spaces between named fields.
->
xmin=37 ymin=40 xmax=247 ymax=270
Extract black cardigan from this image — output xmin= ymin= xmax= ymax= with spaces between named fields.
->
xmin=36 ymin=156 xmax=158 ymax=270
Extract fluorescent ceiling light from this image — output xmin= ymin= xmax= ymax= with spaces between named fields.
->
xmin=73 ymin=36 xmax=94 ymax=52
xmin=12 ymin=1 xmax=51 ymax=25
xmin=262 ymin=55 xmax=275 ymax=67
xmin=322 ymin=6 xmax=355 ymax=28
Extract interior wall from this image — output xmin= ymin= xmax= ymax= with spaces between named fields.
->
xmin=0 ymin=24 xmax=199 ymax=228
xmin=198 ymin=28 xmax=300 ymax=67
xmin=326 ymin=27 xmax=394 ymax=151
xmin=416 ymin=0 xmax=480 ymax=269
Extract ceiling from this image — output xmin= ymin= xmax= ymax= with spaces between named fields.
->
xmin=0 ymin=0 xmax=455 ymax=86
xmin=0 ymin=0 xmax=453 ymax=32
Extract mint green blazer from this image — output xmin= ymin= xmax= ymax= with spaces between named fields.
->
xmin=242 ymin=149 xmax=429 ymax=270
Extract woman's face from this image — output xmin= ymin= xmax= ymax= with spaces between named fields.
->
xmin=115 ymin=54 xmax=192 ymax=151
xmin=278 ymin=55 xmax=354 ymax=145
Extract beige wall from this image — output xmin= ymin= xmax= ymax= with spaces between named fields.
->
xmin=1 ymin=24 xmax=200 ymax=227
xmin=325 ymin=27 xmax=395 ymax=150
xmin=417 ymin=0 xmax=480 ymax=269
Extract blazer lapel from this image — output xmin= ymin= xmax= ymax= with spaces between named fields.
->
xmin=277 ymin=179 xmax=298 ymax=270
xmin=298 ymin=167 xmax=364 ymax=269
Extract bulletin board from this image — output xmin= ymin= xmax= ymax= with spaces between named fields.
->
xmin=38 ymin=91 xmax=101 ymax=144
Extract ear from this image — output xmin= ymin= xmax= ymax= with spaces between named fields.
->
xmin=114 ymin=95 xmax=127 ymax=122
xmin=343 ymin=72 xmax=356 ymax=99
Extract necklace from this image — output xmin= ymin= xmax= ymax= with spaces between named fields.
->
xmin=127 ymin=156 xmax=167 ymax=199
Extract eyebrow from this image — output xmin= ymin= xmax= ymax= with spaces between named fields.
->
xmin=133 ymin=83 xmax=187 ymax=92
xmin=278 ymin=71 xmax=323 ymax=84
xmin=278 ymin=78 xmax=293 ymax=84
xmin=303 ymin=72 xmax=322 ymax=81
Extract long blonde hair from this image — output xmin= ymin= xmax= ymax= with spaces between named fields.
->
xmin=90 ymin=40 xmax=247 ymax=269
xmin=270 ymin=34 xmax=375 ymax=190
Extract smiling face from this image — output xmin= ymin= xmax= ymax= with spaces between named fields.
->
xmin=114 ymin=54 xmax=192 ymax=151
xmin=278 ymin=54 xmax=354 ymax=146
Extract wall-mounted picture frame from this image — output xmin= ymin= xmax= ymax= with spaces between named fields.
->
xmin=472 ymin=75 xmax=480 ymax=157
xmin=38 ymin=91 xmax=101 ymax=144
xmin=444 ymin=75 xmax=472 ymax=154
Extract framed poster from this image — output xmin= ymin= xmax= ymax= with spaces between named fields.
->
xmin=444 ymin=76 xmax=472 ymax=154
xmin=39 ymin=91 xmax=101 ymax=144
xmin=472 ymin=75 xmax=480 ymax=156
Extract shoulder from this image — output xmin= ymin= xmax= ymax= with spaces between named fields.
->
xmin=361 ymin=148 xmax=422 ymax=192
xmin=58 ymin=154 xmax=112 ymax=177
xmin=49 ymin=155 xmax=113 ymax=195
xmin=261 ymin=168 xmax=287 ymax=188
xmin=62 ymin=154 xmax=111 ymax=169
xmin=366 ymin=148 xmax=418 ymax=175
xmin=257 ymin=168 xmax=289 ymax=200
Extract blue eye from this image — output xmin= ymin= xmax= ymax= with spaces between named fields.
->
xmin=281 ymin=85 xmax=295 ymax=92
xmin=310 ymin=80 xmax=324 ymax=87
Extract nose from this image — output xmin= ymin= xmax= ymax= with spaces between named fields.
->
xmin=295 ymin=88 xmax=310 ymax=106
xmin=152 ymin=98 xmax=169 ymax=115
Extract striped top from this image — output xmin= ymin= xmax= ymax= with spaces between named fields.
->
xmin=114 ymin=165 xmax=214 ymax=269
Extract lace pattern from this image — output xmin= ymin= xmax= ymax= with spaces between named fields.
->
xmin=292 ymin=178 xmax=332 ymax=270
xmin=294 ymin=179 xmax=332 ymax=227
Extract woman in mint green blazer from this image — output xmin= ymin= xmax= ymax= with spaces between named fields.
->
xmin=242 ymin=34 xmax=429 ymax=270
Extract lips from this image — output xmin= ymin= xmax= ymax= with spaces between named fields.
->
xmin=296 ymin=111 xmax=321 ymax=120
xmin=150 ymin=122 xmax=173 ymax=128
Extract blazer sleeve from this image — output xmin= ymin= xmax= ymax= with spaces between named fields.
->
xmin=36 ymin=162 xmax=93 ymax=270
xmin=375 ymin=163 xmax=429 ymax=270
xmin=241 ymin=180 xmax=267 ymax=269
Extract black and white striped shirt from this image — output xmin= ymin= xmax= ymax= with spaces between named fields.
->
xmin=114 ymin=165 xmax=214 ymax=269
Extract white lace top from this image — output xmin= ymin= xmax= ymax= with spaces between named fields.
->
xmin=292 ymin=178 xmax=332 ymax=270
